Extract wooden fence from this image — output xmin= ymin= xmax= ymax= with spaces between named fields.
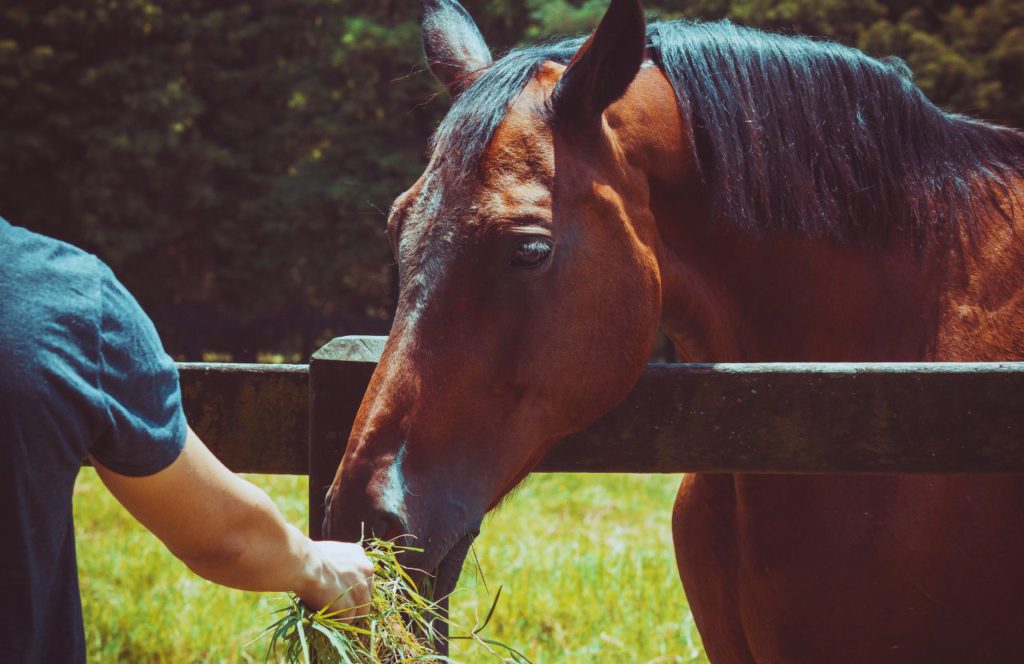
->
xmin=177 ymin=335 xmax=1024 ymax=537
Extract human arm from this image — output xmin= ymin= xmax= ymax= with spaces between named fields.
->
xmin=92 ymin=426 xmax=373 ymax=616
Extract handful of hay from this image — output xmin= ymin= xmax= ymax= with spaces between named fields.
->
xmin=257 ymin=538 xmax=529 ymax=663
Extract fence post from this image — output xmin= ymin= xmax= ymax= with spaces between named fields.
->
xmin=307 ymin=336 xmax=386 ymax=538
xmin=307 ymin=334 xmax=451 ymax=652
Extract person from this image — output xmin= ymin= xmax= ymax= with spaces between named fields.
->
xmin=0 ymin=216 xmax=374 ymax=662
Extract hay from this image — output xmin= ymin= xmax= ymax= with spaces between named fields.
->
xmin=257 ymin=538 xmax=530 ymax=663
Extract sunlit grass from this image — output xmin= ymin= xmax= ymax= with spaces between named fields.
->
xmin=74 ymin=470 xmax=706 ymax=663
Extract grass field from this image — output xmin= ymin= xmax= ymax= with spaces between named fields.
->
xmin=74 ymin=470 xmax=707 ymax=663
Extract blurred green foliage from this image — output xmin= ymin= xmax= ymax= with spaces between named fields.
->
xmin=1 ymin=0 xmax=1021 ymax=359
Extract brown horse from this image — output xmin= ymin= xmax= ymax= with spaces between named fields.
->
xmin=326 ymin=0 xmax=1024 ymax=660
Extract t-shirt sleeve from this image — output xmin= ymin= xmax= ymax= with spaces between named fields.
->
xmin=89 ymin=266 xmax=186 ymax=476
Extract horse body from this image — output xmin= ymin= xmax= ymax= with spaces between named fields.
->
xmin=327 ymin=1 xmax=1024 ymax=660
xmin=677 ymin=473 xmax=1024 ymax=662
xmin=667 ymin=221 xmax=1024 ymax=658
xmin=612 ymin=60 xmax=1024 ymax=661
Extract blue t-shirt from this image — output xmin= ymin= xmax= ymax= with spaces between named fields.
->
xmin=0 ymin=217 xmax=186 ymax=663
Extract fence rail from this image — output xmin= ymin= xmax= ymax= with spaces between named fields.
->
xmin=179 ymin=363 xmax=308 ymax=474
xmin=175 ymin=335 xmax=1024 ymax=535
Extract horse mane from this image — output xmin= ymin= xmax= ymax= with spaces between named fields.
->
xmin=430 ymin=20 xmax=1024 ymax=245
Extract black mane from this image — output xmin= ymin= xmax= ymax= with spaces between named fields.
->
xmin=430 ymin=20 xmax=1024 ymax=245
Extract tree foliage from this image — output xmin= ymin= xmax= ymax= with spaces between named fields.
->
xmin=1 ymin=0 xmax=1020 ymax=359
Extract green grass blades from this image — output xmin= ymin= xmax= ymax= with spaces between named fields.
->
xmin=75 ymin=470 xmax=706 ymax=663
xmin=257 ymin=538 xmax=530 ymax=664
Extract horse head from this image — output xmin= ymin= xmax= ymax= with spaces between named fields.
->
xmin=325 ymin=0 xmax=669 ymax=599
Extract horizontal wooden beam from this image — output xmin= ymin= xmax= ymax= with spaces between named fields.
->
xmin=179 ymin=363 xmax=308 ymax=474
xmin=546 ymin=362 xmax=1024 ymax=473
xmin=177 ymin=337 xmax=1024 ymax=475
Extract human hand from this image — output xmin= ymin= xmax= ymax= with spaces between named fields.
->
xmin=297 ymin=540 xmax=374 ymax=620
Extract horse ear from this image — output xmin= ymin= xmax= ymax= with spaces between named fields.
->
xmin=551 ymin=0 xmax=647 ymax=124
xmin=421 ymin=0 xmax=493 ymax=97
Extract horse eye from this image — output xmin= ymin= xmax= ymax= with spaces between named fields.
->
xmin=510 ymin=237 xmax=553 ymax=268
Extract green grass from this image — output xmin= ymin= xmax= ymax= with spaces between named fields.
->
xmin=74 ymin=470 xmax=707 ymax=663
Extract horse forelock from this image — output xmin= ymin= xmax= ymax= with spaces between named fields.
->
xmin=428 ymin=37 xmax=583 ymax=191
xmin=400 ymin=68 xmax=555 ymax=267
xmin=425 ymin=19 xmax=1024 ymax=248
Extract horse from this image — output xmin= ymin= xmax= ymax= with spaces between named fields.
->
xmin=325 ymin=0 xmax=1024 ymax=660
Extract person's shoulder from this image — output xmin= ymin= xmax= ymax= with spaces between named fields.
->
xmin=0 ymin=217 xmax=106 ymax=287
xmin=0 ymin=218 xmax=109 ymax=371
xmin=0 ymin=219 xmax=111 ymax=428
xmin=0 ymin=218 xmax=164 ymax=356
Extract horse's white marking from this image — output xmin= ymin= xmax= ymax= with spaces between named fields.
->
xmin=379 ymin=443 xmax=409 ymax=519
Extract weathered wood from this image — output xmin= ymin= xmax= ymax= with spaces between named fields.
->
xmin=173 ymin=337 xmax=1024 ymax=482
xmin=307 ymin=337 xmax=386 ymax=537
xmin=178 ymin=363 xmax=308 ymax=474
xmin=309 ymin=336 xmax=1024 ymax=475
xmin=547 ymin=362 xmax=1024 ymax=473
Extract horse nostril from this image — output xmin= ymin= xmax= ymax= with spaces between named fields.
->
xmin=368 ymin=510 xmax=403 ymax=542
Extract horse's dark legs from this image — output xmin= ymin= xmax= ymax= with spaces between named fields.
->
xmin=673 ymin=473 xmax=755 ymax=664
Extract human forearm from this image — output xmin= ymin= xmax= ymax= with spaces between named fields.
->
xmin=170 ymin=478 xmax=319 ymax=593
xmin=94 ymin=427 xmax=372 ymax=613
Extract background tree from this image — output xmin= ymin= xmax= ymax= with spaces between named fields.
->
xmin=1 ymin=0 xmax=1021 ymax=359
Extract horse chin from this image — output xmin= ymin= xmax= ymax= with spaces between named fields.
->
xmin=430 ymin=529 xmax=479 ymax=601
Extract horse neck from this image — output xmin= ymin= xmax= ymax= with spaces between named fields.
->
xmin=651 ymin=204 xmax=948 ymax=362
xmin=613 ymin=68 xmax=1024 ymax=363
xmin=930 ymin=179 xmax=1024 ymax=361
xmin=611 ymin=71 xmax=933 ymax=362
xmin=647 ymin=174 xmax=1024 ymax=364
